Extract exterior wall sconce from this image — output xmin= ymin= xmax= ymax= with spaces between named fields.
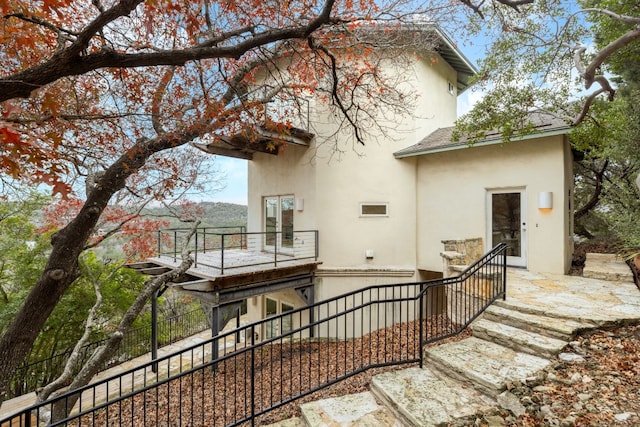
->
xmin=295 ymin=197 xmax=304 ymax=211
xmin=538 ymin=192 xmax=553 ymax=210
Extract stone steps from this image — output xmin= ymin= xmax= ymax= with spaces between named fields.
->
xmin=300 ymin=391 xmax=400 ymax=427
xmin=424 ymin=336 xmax=551 ymax=397
xmin=482 ymin=304 xmax=591 ymax=340
xmin=583 ymin=253 xmax=634 ymax=282
xmin=493 ymin=299 xmax=600 ymax=325
xmin=472 ymin=318 xmax=567 ymax=358
xmin=371 ymin=366 xmax=496 ymax=426
xmin=268 ymin=296 xmax=594 ymax=426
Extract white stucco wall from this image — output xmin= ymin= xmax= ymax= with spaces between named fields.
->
xmin=414 ymin=135 xmax=573 ymax=274
xmin=247 ymin=53 xmax=460 ymax=293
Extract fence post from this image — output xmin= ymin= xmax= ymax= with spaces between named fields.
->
xmin=151 ymin=290 xmax=159 ymax=373
xmin=419 ymin=287 xmax=424 ymax=368
xmin=221 ymin=234 xmax=225 ymax=275
xmin=157 ymin=230 xmax=161 ymax=257
xmin=274 ymin=232 xmax=278 ymax=267
xmin=173 ymin=230 xmax=177 ymax=262
xmin=203 ymin=228 xmax=207 ymax=254
xmin=194 ymin=231 xmax=198 ymax=268
xmin=502 ymin=244 xmax=507 ymax=300
xmin=250 ymin=325 xmax=256 ymax=426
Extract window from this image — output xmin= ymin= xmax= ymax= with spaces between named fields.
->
xmin=360 ymin=203 xmax=388 ymax=217
xmin=281 ymin=302 xmax=294 ymax=335
xmin=264 ymin=298 xmax=295 ymax=339
xmin=448 ymin=81 xmax=455 ymax=95
xmin=265 ymin=298 xmax=278 ymax=339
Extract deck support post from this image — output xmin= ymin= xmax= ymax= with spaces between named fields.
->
xmin=211 ymin=301 xmax=244 ymax=368
xmin=295 ymin=282 xmax=315 ymax=338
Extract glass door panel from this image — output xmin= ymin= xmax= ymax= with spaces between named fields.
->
xmin=265 ymin=198 xmax=278 ymax=249
xmin=281 ymin=196 xmax=294 ymax=250
xmin=489 ymin=190 xmax=526 ymax=267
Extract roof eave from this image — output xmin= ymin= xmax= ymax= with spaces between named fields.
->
xmin=394 ymin=127 xmax=571 ymax=159
xmin=432 ymin=26 xmax=477 ymax=94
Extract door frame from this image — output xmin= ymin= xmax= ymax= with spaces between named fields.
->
xmin=486 ymin=188 xmax=527 ymax=268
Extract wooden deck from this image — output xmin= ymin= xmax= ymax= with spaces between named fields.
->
xmin=144 ymin=249 xmax=320 ymax=295
xmin=150 ymin=248 xmax=316 ymax=278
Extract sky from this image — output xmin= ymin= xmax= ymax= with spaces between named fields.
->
xmin=208 ymin=34 xmax=489 ymax=206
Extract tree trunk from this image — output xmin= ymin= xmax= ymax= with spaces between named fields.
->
xmin=48 ymin=224 xmax=198 ymax=423
xmin=0 ymin=135 xmax=192 ymax=401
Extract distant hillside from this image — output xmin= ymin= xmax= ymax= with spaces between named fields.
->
xmin=143 ymin=202 xmax=247 ymax=229
xmin=199 ymin=202 xmax=247 ymax=227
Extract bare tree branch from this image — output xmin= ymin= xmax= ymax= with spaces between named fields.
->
xmin=35 ymin=259 xmax=121 ymax=403
xmin=47 ymin=221 xmax=200 ymax=423
xmin=458 ymin=0 xmax=535 ymax=19
xmin=582 ymin=28 xmax=640 ymax=90
xmin=576 ymin=159 xmax=609 ymax=220
xmin=151 ymin=67 xmax=176 ymax=135
xmin=308 ymin=37 xmax=364 ymax=145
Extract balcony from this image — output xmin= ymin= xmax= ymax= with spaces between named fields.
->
xmin=130 ymin=227 xmax=320 ymax=305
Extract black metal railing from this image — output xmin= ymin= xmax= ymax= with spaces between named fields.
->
xmin=156 ymin=227 xmax=319 ymax=274
xmin=9 ymin=308 xmax=209 ymax=400
xmin=0 ymin=244 xmax=506 ymax=427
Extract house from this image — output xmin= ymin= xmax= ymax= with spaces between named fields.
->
xmin=234 ymin=27 xmax=573 ymax=327
xmin=147 ymin=25 xmax=573 ymax=338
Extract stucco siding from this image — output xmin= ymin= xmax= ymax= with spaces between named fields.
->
xmin=416 ymin=135 xmax=572 ymax=274
xmin=248 ymin=54 xmax=458 ymax=277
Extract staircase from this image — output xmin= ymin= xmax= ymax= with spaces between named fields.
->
xmin=266 ymin=300 xmax=595 ymax=427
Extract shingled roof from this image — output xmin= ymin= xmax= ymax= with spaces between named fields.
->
xmin=394 ymin=112 xmax=571 ymax=158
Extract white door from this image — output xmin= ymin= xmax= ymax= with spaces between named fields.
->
xmin=264 ymin=196 xmax=294 ymax=253
xmin=487 ymin=189 xmax=527 ymax=267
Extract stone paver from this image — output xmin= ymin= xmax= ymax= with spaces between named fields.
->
xmin=583 ymin=253 xmax=634 ymax=282
xmin=371 ymin=366 xmax=495 ymax=426
xmin=505 ymin=269 xmax=640 ymax=325
xmin=300 ymin=391 xmax=401 ymax=427
xmin=425 ymin=336 xmax=552 ymax=396
xmin=482 ymin=304 xmax=593 ymax=340
xmin=472 ymin=318 xmax=568 ymax=358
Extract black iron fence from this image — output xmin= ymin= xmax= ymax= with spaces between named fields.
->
xmin=156 ymin=227 xmax=319 ymax=274
xmin=1 ymin=244 xmax=506 ymax=427
xmin=9 ymin=308 xmax=209 ymax=400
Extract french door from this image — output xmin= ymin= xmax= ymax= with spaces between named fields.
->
xmin=264 ymin=196 xmax=294 ymax=253
xmin=487 ymin=189 xmax=527 ymax=267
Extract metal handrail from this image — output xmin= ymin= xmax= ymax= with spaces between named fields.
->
xmin=1 ymin=244 xmax=507 ymax=427
xmin=8 ymin=308 xmax=209 ymax=400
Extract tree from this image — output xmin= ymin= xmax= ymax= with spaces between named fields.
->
xmin=0 ymin=0 xmax=466 ymax=402
xmin=454 ymin=0 xmax=640 ymax=140
xmin=453 ymin=0 xmax=640 ymax=268
xmin=0 ymin=190 xmax=159 ymax=400
xmin=0 ymin=191 xmax=50 ymax=327
xmin=570 ymin=1 xmax=640 ymax=252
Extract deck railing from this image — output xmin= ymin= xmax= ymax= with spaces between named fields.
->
xmin=157 ymin=227 xmax=319 ymax=274
xmin=0 ymin=244 xmax=506 ymax=427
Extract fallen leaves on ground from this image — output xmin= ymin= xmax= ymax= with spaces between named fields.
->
xmin=465 ymin=323 xmax=640 ymax=427
xmin=89 ymin=314 xmax=471 ymax=426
